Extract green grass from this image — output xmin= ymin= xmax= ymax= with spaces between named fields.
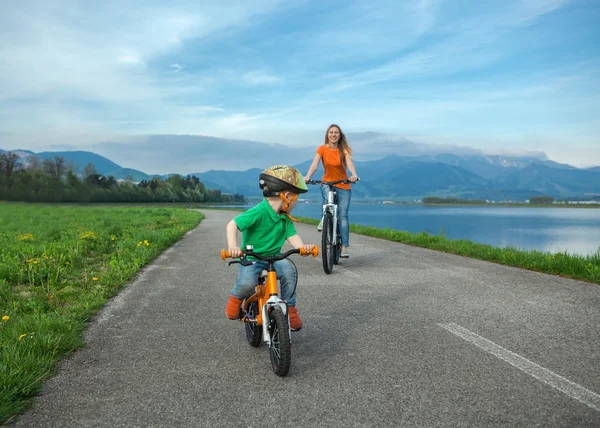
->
xmin=0 ymin=203 xmax=203 ymax=424
xmin=297 ymin=216 xmax=600 ymax=285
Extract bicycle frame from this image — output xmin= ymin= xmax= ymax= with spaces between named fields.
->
xmin=309 ymin=180 xmax=345 ymax=248
xmin=241 ymin=262 xmax=286 ymax=346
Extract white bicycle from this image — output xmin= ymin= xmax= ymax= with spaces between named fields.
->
xmin=307 ymin=179 xmax=356 ymax=274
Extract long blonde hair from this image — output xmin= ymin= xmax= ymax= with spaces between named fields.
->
xmin=324 ymin=124 xmax=352 ymax=169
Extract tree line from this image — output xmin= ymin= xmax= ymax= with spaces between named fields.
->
xmin=422 ymin=196 xmax=487 ymax=204
xmin=0 ymin=152 xmax=245 ymax=204
xmin=423 ymin=196 xmax=558 ymax=204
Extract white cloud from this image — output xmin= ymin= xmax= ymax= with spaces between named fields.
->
xmin=242 ymin=70 xmax=281 ymax=86
xmin=215 ymin=113 xmax=264 ymax=131
xmin=0 ymin=1 xmax=287 ymax=132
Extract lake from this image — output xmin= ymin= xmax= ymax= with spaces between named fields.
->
xmin=288 ymin=203 xmax=600 ymax=256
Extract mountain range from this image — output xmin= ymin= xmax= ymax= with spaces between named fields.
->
xmin=2 ymin=144 xmax=600 ymax=201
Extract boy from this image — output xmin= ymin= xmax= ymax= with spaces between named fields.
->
xmin=225 ymin=165 xmax=315 ymax=331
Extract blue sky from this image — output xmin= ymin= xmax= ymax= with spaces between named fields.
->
xmin=1 ymin=0 xmax=599 ymax=170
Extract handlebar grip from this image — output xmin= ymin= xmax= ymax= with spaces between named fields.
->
xmin=299 ymin=246 xmax=319 ymax=257
xmin=221 ymin=249 xmax=230 ymax=260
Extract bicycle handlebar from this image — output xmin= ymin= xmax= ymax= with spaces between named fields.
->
xmin=221 ymin=246 xmax=319 ymax=262
xmin=307 ymin=178 xmax=359 ymax=185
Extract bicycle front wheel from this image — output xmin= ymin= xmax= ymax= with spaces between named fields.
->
xmin=321 ymin=212 xmax=334 ymax=274
xmin=268 ymin=307 xmax=291 ymax=377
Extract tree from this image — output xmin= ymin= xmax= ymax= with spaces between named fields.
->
xmin=28 ymin=155 xmax=41 ymax=172
xmin=529 ymin=196 xmax=555 ymax=204
xmin=0 ymin=152 xmax=22 ymax=179
xmin=66 ymin=159 xmax=79 ymax=176
xmin=43 ymin=156 xmax=66 ymax=179
xmin=84 ymin=162 xmax=97 ymax=177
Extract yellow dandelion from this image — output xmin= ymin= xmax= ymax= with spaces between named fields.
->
xmin=92 ymin=277 xmax=99 ymax=281
xmin=79 ymin=231 xmax=97 ymax=240
xmin=33 ymin=260 xmax=39 ymax=264
xmin=111 ymin=236 xmax=116 ymax=241
xmin=18 ymin=233 xmax=35 ymax=241
xmin=18 ymin=334 xmax=27 ymax=341
xmin=2 ymin=315 xmax=9 ymax=321
xmin=66 ymin=261 xmax=71 ymax=265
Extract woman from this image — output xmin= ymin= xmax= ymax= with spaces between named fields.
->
xmin=304 ymin=124 xmax=359 ymax=258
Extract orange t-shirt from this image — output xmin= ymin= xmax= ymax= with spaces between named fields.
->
xmin=317 ymin=145 xmax=351 ymax=190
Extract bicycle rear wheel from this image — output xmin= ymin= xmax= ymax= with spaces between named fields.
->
xmin=321 ymin=212 xmax=334 ymax=274
xmin=268 ymin=307 xmax=291 ymax=377
xmin=244 ymin=301 xmax=262 ymax=347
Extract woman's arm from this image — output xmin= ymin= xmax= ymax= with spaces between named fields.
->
xmin=304 ymin=153 xmax=322 ymax=182
xmin=346 ymin=154 xmax=359 ymax=182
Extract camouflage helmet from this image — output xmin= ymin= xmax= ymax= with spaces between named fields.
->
xmin=259 ymin=165 xmax=308 ymax=194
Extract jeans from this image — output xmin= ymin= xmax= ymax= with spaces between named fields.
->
xmin=230 ymin=259 xmax=298 ymax=306
xmin=321 ymin=184 xmax=352 ymax=247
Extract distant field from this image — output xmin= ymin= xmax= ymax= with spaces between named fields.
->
xmin=0 ymin=203 xmax=203 ymax=423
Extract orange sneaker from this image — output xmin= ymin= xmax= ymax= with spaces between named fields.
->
xmin=225 ymin=295 xmax=243 ymax=320
xmin=288 ymin=306 xmax=303 ymax=331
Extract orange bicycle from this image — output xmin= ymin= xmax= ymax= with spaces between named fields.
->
xmin=221 ymin=245 xmax=319 ymax=377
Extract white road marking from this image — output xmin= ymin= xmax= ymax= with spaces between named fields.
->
xmin=336 ymin=266 xmax=361 ymax=278
xmin=439 ymin=322 xmax=600 ymax=412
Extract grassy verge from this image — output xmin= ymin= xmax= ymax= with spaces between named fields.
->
xmin=297 ymin=217 xmax=600 ymax=285
xmin=0 ymin=204 xmax=203 ymax=424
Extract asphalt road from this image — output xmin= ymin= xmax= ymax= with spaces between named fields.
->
xmin=10 ymin=210 xmax=600 ymax=427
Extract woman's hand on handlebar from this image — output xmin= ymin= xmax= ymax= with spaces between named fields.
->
xmin=349 ymin=176 xmax=359 ymax=183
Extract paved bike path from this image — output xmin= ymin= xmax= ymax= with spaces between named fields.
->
xmin=11 ymin=210 xmax=600 ymax=427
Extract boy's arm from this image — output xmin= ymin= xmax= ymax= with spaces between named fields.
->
xmin=226 ymin=219 xmax=242 ymax=258
xmin=287 ymin=234 xmax=315 ymax=253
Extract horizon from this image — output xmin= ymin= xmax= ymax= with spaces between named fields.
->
xmin=3 ymin=136 xmax=599 ymax=177
xmin=1 ymin=1 xmax=599 ymax=170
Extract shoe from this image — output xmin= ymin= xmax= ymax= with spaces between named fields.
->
xmin=225 ymin=295 xmax=243 ymax=320
xmin=340 ymin=247 xmax=350 ymax=258
xmin=317 ymin=217 xmax=323 ymax=232
xmin=288 ymin=306 xmax=303 ymax=331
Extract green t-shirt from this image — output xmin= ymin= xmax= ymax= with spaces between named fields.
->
xmin=234 ymin=199 xmax=297 ymax=256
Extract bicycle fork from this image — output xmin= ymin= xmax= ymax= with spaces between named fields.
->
xmin=322 ymin=196 xmax=339 ymax=246
xmin=261 ymin=270 xmax=289 ymax=346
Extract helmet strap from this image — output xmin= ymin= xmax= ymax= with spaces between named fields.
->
xmin=279 ymin=192 xmax=299 ymax=222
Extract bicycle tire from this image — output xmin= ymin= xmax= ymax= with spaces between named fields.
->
xmin=321 ymin=212 xmax=334 ymax=274
xmin=244 ymin=301 xmax=262 ymax=347
xmin=333 ymin=223 xmax=341 ymax=265
xmin=268 ymin=307 xmax=291 ymax=377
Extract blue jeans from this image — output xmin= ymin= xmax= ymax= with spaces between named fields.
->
xmin=321 ymin=184 xmax=351 ymax=247
xmin=230 ymin=259 xmax=298 ymax=306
